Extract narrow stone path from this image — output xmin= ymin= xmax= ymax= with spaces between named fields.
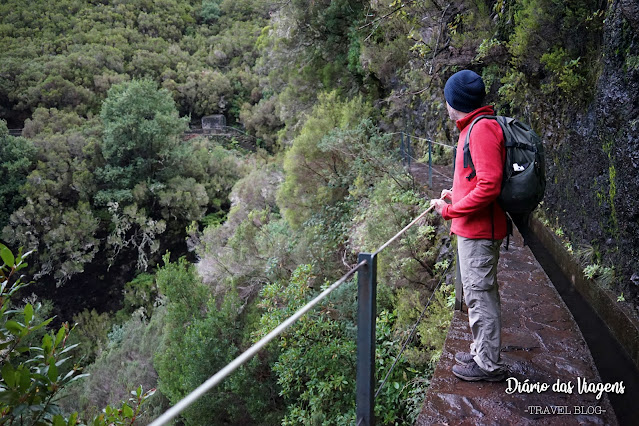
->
xmin=412 ymin=162 xmax=618 ymax=425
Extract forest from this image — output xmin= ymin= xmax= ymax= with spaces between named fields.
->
xmin=1 ymin=0 xmax=638 ymax=424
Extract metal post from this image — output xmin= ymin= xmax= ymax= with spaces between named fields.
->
xmin=455 ymin=248 xmax=463 ymax=311
xmin=356 ymin=253 xmax=377 ymax=426
xmin=428 ymin=140 xmax=433 ymax=188
xmin=400 ymin=133 xmax=405 ymax=167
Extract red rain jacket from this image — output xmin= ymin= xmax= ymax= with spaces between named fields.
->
xmin=442 ymin=105 xmax=507 ymax=240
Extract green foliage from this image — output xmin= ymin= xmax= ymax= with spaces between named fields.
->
xmin=2 ymin=109 xmax=102 ymax=284
xmin=95 ymin=80 xmax=242 ymax=273
xmin=0 ymin=0 xmax=269 ymax=126
xmin=97 ymin=79 xmax=189 ymax=203
xmin=154 ymin=255 xmax=231 ymax=424
xmin=71 ymin=309 xmax=113 ymax=365
xmin=497 ymin=70 xmax=531 ymax=116
xmin=498 ymin=0 xmax=604 ymax=111
xmin=540 ymin=48 xmax=587 ymax=97
xmin=278 ymin=91 xmax=411 ymax=228
xmin=349 ymin=178 xmax=441 ymax=289
xmin=396 ymin=284 xmax=454 ymax=366
xmin=4 ymin=198 xmax=100 ymax=284
xmin=575 ymin=243 xmax=596 ymax=267
xmin=0 ymin=3 xmax=488 ymax=425
xmin=373 ymin=309 xmax=424 ymax=425
xmin=626 ymin=55 xmax=639 ymax=71
xmin=154 ymin=254 xmax=280 ymax=424
xmin=122 ymin=273 xmax=159 ymax=319
xmin=255 ymin=264 xmax=358 ymax=425
xmin=583 ymin=263 xmax=615 ymax=289
xmin=255 ymin=263 xmax=426 ymax=425
xmin=239 ymin=97 xmax=284 ymax=152
xmin=272 ymin=0 xmax=365 ymax=89
xmin=199 ymin=0 xmax=222 ymax=23
xmin=89 ymin=386 xmax=157 ymax=426
xmin=60 ymin=309 xmax=170 ymax=424
xmin=0 ymin=121 xmax=37 ymax=229
xmin=196 ymin=163 xmax=294 ymax=293
xmin=0 ymin=243 xmax=154 ymax=425
xmin=2 ymin=81 xmax=241 ymax=284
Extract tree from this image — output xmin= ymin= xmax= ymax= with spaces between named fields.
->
xmin=154 ymin=254 xmax=282 ymax=425
xmin=0 ymin=121 xmax=36 ymax=229
xmin=96 ymin=80 xmax=226 ymax=271
xmin=96 ymin=79 xmax=189 ymax=205
xmin=2 ymin=110 xmax=101 ymax=284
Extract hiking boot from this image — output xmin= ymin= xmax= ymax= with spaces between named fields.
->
xmin=452 ymin=360 xmax=505 ymax=382
xmin=454 ymin=352 xmax=475 ymax=366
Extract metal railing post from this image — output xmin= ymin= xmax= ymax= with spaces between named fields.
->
xmin=400 ymin=133 xmax=405 ymax=167
xmin=428 ymin=139 xmax=433 ymax=188
xmin=356 ymin=252 xmax=377 ymax=426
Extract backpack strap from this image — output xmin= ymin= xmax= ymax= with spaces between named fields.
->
xmin=505 ymin=213 xmax=513 ymax=250
xmin=465 ymin=115 xmax=513 ymax=250
xmin=463 ymin=115 xmax=497 ymax=181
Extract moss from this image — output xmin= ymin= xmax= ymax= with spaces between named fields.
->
xmin=602 ymin=135 xmax=619 ymax=237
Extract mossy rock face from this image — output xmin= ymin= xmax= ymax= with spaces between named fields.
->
xmin=621 ymin=0 xmax=639 ymax=30
xmin=404 ymin=0 xmax=639 ymax=309
xmin=541 ymin=3 xmax=639 ymax=309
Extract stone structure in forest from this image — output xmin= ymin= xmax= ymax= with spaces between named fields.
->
xmin=201 ymin=114 xmax=226 ymax=133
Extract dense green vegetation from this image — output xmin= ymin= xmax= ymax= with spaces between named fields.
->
xmin=2 ymin=0 xmax=637 ymax=424
xmin=0 ymin=243 xmax=156 ymax=425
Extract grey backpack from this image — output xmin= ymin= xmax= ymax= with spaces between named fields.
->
xmin=463 ymin=115 xmax=546 ymax=215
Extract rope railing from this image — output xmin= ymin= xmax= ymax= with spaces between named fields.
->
xmin=373 ymin=205 xmax=435 ymax=256
xmin=397 ymin=130 xmax=454 ymax=189
xmin=401 ymin=144 xmax=453 ymax=183
xmin=147 ymin=124 xmax=453 ymax=424
xmin=149 ymin=258 xmax=367 ymax=426
xmin=148 ymin=197 xmax=445 ymax=426
xmin=387 ymin=131 xmax=452 ymax=148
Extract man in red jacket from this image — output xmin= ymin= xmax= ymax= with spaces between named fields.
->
xmin=430 ymin=70 xmax=507 ymax=382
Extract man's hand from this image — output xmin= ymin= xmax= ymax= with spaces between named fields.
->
xmin=430 ymin=198 xmax=448 ymax=215
xmin=430 ymin=189 xmax=452 ymax=216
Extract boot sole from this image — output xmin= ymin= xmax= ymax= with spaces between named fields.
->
xmin=452 ymin=369 xmax=505 ymax=382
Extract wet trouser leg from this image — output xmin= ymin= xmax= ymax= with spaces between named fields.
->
xmin=457 ymin=236 xmax=504 ymax=373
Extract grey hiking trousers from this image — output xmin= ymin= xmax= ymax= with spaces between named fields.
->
xmin=458 ymin=236 xmax=504 ymax=373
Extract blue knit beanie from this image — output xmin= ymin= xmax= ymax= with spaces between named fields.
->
xmin=444 ymin=70 xmax=486 ymax=113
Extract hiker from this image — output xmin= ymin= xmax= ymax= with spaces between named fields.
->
xmin=430 ymin=69 xmax=507 ymax=382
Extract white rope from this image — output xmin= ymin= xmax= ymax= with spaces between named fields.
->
xmin=405 ymin=152 xmax=453 ymax=182
xmin=148 ymin=203 xmax=443 ymax=424
xmin=147 ymin=127 xmax=450 ymax=423
xmin=373 ymin=203 xmax=437 ymax=256
xmin=390 ymin=131 xmax=453 ymax=148
xmin=148 ymin=259 xmax=366 ymax=426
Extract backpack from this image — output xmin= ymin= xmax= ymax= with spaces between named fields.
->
xmin=463 ymin=115 xmax=546 ymax=246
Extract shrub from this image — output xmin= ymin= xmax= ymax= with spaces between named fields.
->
xmin=71 ymin=309 xmax=113 ymax=365
xmin=60 ymin=309 xmax=169 ymax=424
xmin=0 ymin=121 xmax=37 ymax=229
xmin=0 ymin=243 xmax=155 ymax=425
xmin=154 ymin=254 xmax=280 ymax=424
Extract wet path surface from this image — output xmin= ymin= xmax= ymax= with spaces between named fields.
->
xmin=525 ymin=230 xmax=639 ymax=425
xmin=411 ymin=162 xmax=619 ymax=425
xmin=416 ymin=230 xmax=617 ymax=425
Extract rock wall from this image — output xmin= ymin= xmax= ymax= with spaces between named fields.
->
xmin=543 ymin=0 xmax=639 ymax=309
